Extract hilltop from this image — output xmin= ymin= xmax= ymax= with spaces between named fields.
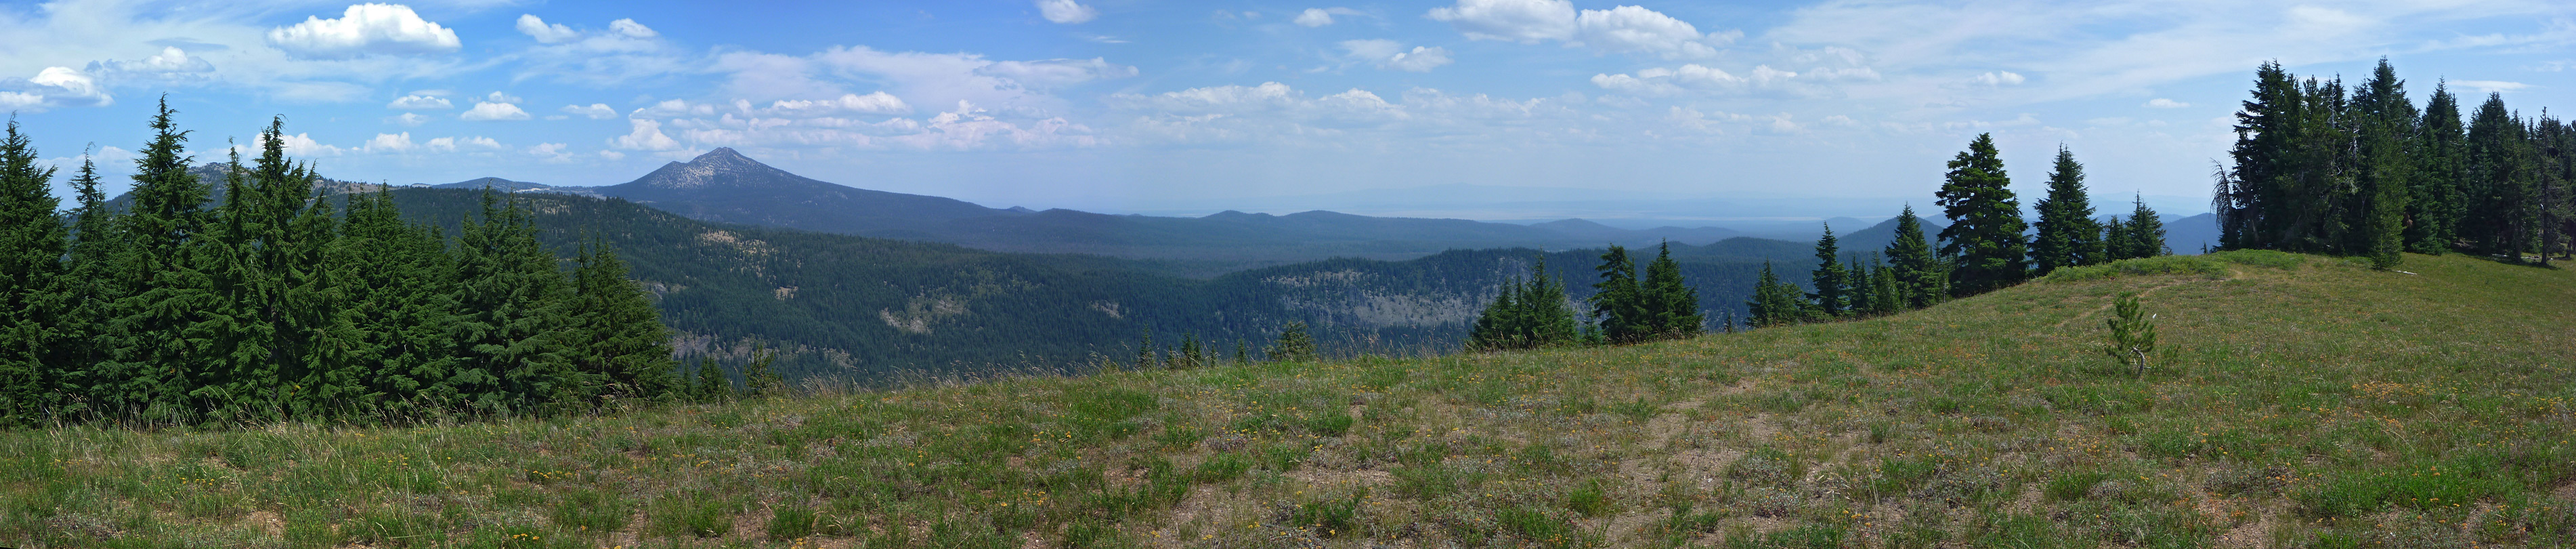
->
xmin=6 ymin=251 xmax=2567 ymax=548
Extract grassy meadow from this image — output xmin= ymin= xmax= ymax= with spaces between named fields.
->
xmin=3 ymin=251 xmax=2573 ymax=548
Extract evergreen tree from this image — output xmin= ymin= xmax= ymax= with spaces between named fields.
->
xmin=1131 ymin=330 xmax=1156 ymax=370
xmin=1866 ymin=256 xmax=1901 ymax=315
xmin=106 ymin=96 xmax=215 ymax=422
xmin=2103 ymin=216 xmax=2133 ymax=260
xmin=1468 ymin=257 xmax=1580 ymax=349
xmin=565 ymin=237 xmax=681 ymax=401
xmin=1640 ymin=241 xmax=1701 ymax=338
xmin=2121 ymin=197 xmax=2168 ymax=259
xmin=51 ymin=151 xmax=114 ymax=420
xmin=691 ymin=357 xmax=731 ymax=403
xmin=740 ymin=344 xmax=783 ymax=396
xmin=2409 ymin=81 xmax=2467 ymax=253
xmin=1587 ymin=245 xmax=1646 ymax=343
xmin=1743 ymin=262 xmax=1809 ymax=328
xmin=2030 ymin=145 xmax=2104 ymax=274
xmin=1807 ymin=224 xmax=1848 ymax=318
xmin=336 ymin=190 xmax=460 ymax=418
xmin=1269 ymin=322 xmax=1316 ymax=362
xmin=2464 ymin=93 xmax=2537 ymax=260
xmin=449 ymin=192 xmax=574 ymax=415
xmin=1883 ymin=205 xmax=1943 ymax=309
xmin=2353 ymin=58 xmax=2414 ymax=269
xmin=1936 ymin=134 xmax=2029 ymax=296
xmin=0 ymin=118 xmax=62 ymax=427
xmin=1842 ymin=256 xmax=1872 ymax=317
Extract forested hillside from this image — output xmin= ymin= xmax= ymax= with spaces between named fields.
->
xmin=383 ymin=187 xmax=1816 ymax=383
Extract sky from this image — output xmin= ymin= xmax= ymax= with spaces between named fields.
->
xmin=3 ymin=0 xmax=2573 ymax=222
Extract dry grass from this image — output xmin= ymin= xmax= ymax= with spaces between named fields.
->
xmin=5 ymin=251 xmax=2574 ymax=548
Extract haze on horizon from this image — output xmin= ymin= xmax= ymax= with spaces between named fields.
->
xmin=3 ymin=0 xmax=2571 ymax=222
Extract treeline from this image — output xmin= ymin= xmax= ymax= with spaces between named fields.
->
xmin=1747 ymin=135 xmax=2169 ymax=327
xmin=1466 ymin=243 xmax=1704 ymax=350
xmin=0 ymin=101 xmax=684 ymax=427
xmin=2214 ymin=58 xmax=2575 ymax=267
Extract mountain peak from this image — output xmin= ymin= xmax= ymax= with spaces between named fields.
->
xmin=695 ymin=147 xmax=749 ymax=163
xmin=624 ymin=147 xmax=800 ymax=190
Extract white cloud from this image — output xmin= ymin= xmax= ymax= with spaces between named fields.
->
xmin=528 ymin=142 xmax=574 ymax=163
xmin=610 ymin=119 xmax=683 ymax=150
xmin=2452 ymin=80 xmax=2529 ymax=94
xmin=1339 ymin=40 xmax=1453 ymax=73
xmin=1427 ymin=0 xmax=1574 ymax=42
xmin=484 ymin=91 xmax=522 ymax=104
xmin=365 ymin=132 xmax=416 ymax=152
xmin=424 ymin=136 xmax=502 ymax=152
xmin=2143 ymin=98 xmax=2189 ymax=108
xmin=980 ymin=58 xmax=1140 ymax=89
xmin=515 ymin=14 xmax=579 ymax=43
xmin=460 ymin=102 xmax=531 ymax=121
xmin=1591 ymin=64 xmax=1823 ymax=96
xmin=259 ymin=132 xmax=348 ymax=157
xmin=387 ymin=94 xmax=452 ymax=109
xmin=1427 ymin=0 xmax=1726 ymax=58
xmin=265 ymin=3 xmax=463 ymax=58
xmin=609 ymin=18 xmax=658 ymax=39
xmin=86 ymin=47 xmax=215 ymax=83
xmin=632 ymin=99 xmax=718 ymax=118
xmin=766 ymin=92 xmax=911 ymax=116
xmin=1295 ymin=7 xmax=1367 ymax=27
xmin=598 ymin=150 xmax=625 ymax=161
xmin=11 ymin=66 xmax=112 ymax=108
xmin=1036 ymin=0 xmax=1099 ymax=24
xmin=1973 ymin=71 xmax=2027 ymax=86
xmin=561 ymin=103 xmax=618 ymax=119
xmin=385 ymin=113 xmax=429 ymax=126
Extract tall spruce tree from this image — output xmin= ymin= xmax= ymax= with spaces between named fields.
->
xmin=0 ymin=118 xmax=63 ymax=426
xmin=1744 ymin=262 xmax=1808 ymax=328
xmin=1841 ymin=256 xmax=1872 ymax=318
xmin=2030 ymin=145 xmax=2103 ymax=274
xmin=2464 ymin=93 xmax=2537 ymax=260
xmin=2410 ymin=81 xmax=2468 ymax=253
xmin=566 ymin=237 xmax=681 ymax=401
xmin=2353 ymin=58 xmax=2414 ymax=269
xmin=1641 ymin=241 xmax=1701 ymax=337
xmin=108 ymin=96 xmax=216 ymax=422
xmin=1883 ymin=205 xmax=1942 ymax=308
xmin=336 ymin=189 xmax=460 ymax=418
xmin=2537 ymin=115 xmax=2570 ymax=265
xmin=1866 ymin=256 xmax=1901 ymax=315
xmin=1469 ymin=257 xmax=1579 ymax=349
xmin=1587 ymin=245 xmax=1647 ymax=343
xmin=1807 ymin=224 xmax=1848 ymax=317
xmin=2118 ymin=197 xmax=2167 ymax=260
xmin=52 ymin=151 xmax=114 ymax=419
xmin=449 ymin=192 xmax=574 ymax=415
xmin=1936 ymin=134 xmax=2029 ymax=296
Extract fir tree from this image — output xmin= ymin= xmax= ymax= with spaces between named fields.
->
xmin=51 ymin=150 xmax=115 ymax=419
xmin=1587 ymin=245 xmax=1646 ymax=343
xmin=2464 ymin=93 xmax=2537 ymax=260
xmin=1743 ymin=262 xmax=1809 ymax=328
xmin=449 ymin=192 xmax=574 ymax=415
xmin=566 ymin=237 xmax=681 ymax=401
xmin=1807 ymin=224 xmax=1848 ymax=318
xmin=1935 ymin=134 xmax=2030 ymax=296
xmin=1270 ymin=322 xmax=1316 ymax=362
xmin=2409 ymin=81 xmax=2467 ymax=253
xmin=1842 ymin=256 xmax=1872 ymax=317
xmin=337 ymin=189 xmax=460 ymax=418
xmin=1468 ymin=256 xmax=1580 ymax=349
xmin=2103 ymin=216 xmax=2133 ymax=260
xmin=1883 ymin=205 xmax=1943 ymax=309
xmin=1640 ymin=241 xmax=1701 ymax=337
xmin=1866 ymin=256 xmax=1901 ymax=315
xmin=740 ymin=344 xmax=783 ymax=396
xmin=0 ymin=118 xmax=62 ymax=427
xmin=2353 ymin=58 xmax=2414 ymax=269
xmin=2030 ymin=145 xmax=2103 ymax=274
xmin=691 ymin=357 xmax=731 ymax=403
xmin=107 ymin=96 xmax=215 ymax=423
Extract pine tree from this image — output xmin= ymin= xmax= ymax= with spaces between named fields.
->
xmin=1743 ymin=262 xmax=1809 ymax=328
xmin=108 ymin=96 xmax=215 ymax=423
xmin=691 ymin=357 xmax=731 ymax=403
xmin=1517 ymin=256 xmax=1581 ymax=347
xmin=1883 ymin=205 xmax=1943 ymax=309
xmin=1587 ymin=245 xmax=1646 ymax=343
xmin=2409 ymin=81 xmax=2467 ymax=253
xmin=337 ymin=189 xmax=460 ymax=418
xmin=1807 ymin=224 xmax=1848 ymax=318
xmin=1842 ymin=256 xmax=1872 ymax=317
xmin=2030 ymin=145 xmax=2104 ymax=274
xmin=2102 ymin=216 xmax=2133 ymax=260
xmin=449 ymin=192 xmax=574 ymax=415
xmin=2122 ymin=197 xmax=2167 ymax=259
xmin=1270 ymin=322 xmax=1316 ymax=362
xmin=0 ymin=117 xmax=63 ymax=427
xmin=2464 ymin=93 xmax=2537 ymax=260
xmin=1866 ymin=256 xmax=1900 ymax=315
xmin=1470 ymin=275 xmax=1522 ymax=350
xmin=52 ymin=151 xmax=115 ymax=420
xmin=1936 ymin=134 xmax=2030 ymax=296
xmin=565 ymin=237 xmax=681 ymax=401
xmin=1641 ymin=241 xmax=1701 ymax=337
xmin=740 ymin=344 xmax=783 ymax=396
xmin=2353 ymin=58 xmax=2414 ymax=269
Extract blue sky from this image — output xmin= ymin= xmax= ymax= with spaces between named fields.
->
xmin=4 ymin=0 xmax=2573 ymax=221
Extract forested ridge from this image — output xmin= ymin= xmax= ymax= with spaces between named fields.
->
xmin=0 ymin=102 xmax=681 ymax=426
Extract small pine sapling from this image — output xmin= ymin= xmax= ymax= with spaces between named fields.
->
xmin=2103 ymin=292 xmax=2158 ymax=378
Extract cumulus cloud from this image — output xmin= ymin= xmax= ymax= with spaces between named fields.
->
xmin=515 ymin=14 xmax=579 ymax=43
xmin=484 ymin=91 xmax=522 ymax=104
xmin=1591 ymin=64 xmax=1824 ymax=96
xmin=1338 ymin=40 xmax=1453 ymax=73
xmin=765 ymin=92 xmax=911 ymax=116
xmin=257 ymin=132 xmax=348 ymax=157
xmin=387 ymin=94 xmax=452 ymax=109
xmin=460 ymin=102 xmax=531 ymax=121
xmin=610 ymin=119 xmax=683 ymax=150
xmin=1036 ymin=0 xmax=1098 ymax=24
xmin=0 ymin=66 xmax=112 ymax=110
xmin=365 ymin=132 xmax=416 ymax=152
xmin=385 ymin=113 xmax=429 ymax=126
xmin=632 ymin=98 xmax=718 ymax=118
xmin=1973 ymin=71 xmax=2027 ymax=86
xmin=266 ymin=3 xmax=463 ymax=58
xmin=425 ymin=136 xmax=502 ymax=152
xmin=1295 ymin=7 xmax=1365 ymax=27
xmin=2143 ymin=98 xmax=2189 ymax=108
xmin=86 ymin=47 xmax=216 ymax=84
xmin=561 ymin=103 xmax=618 ymax=119
xmin=609 ymin=18 xmax=658 ymax=38
xmin=1427 ymin=0 xmax=1727 ymax=58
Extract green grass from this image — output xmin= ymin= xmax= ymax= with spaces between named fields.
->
xmin=5 ymin=252 xmax=2575 ymax=548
